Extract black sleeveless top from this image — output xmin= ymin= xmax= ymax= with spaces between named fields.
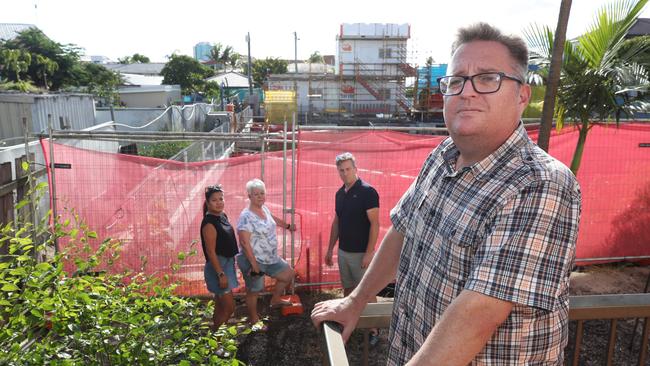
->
xmin=200 ymin=213 xmax=238 ymax=260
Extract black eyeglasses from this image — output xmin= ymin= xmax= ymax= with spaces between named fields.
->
xmin=437 ymin=72 xmax=523 ymax=96
xmin=205 ymin=184 xmax=223 ymax=193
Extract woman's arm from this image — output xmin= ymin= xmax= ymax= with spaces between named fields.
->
xmin=202 ymin=224 xmax=224 ymax=276
xmin=238 ymin=229 xmax=260 ymax=273
xmin=271 ymin=214 xmax=294 ymax=231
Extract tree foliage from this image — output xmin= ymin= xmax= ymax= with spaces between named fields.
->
xmin=308 ymin=51 xmax=324 ymax=64
xmin=209 ymin=43 xmax=234 ymax=71
xmin=161 ymin=54 xmax=213 ymax=94
xmin=244 ymin=57 xmax=288 ymax=87
xmin=0 ymin=28 xmax=121 ymax=97
xmin=73 ymin=62 xmax=124 ymax=101
xmin=525 ymin=0 xmax=650 ymax=173
xmin=0 ymin=168 xmax=247 ymax=364
xmin=118 ymin=53 xmax=151 ymax=64
xmin=0 ymin=28 xmax=81 ymax=90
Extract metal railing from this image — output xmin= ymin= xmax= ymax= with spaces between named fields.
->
xmin=322 ymin=294 xmax=650 ymax=366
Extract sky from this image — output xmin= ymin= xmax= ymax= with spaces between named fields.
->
xmin=1 ymin=0 xmax=649 ymax=66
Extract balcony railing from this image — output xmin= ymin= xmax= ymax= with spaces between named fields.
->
xmin=321 ymin=294 xmax=650 ymax=366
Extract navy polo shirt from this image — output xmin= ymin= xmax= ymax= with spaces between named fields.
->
xmin=335 ymin=178 xmax=379 ymax=253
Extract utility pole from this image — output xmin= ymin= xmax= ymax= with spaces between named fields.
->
xmin=294 ymin=32 xmax=299 ymax=74
xmin=246 ymin=32 xmax=253 ymax=96
xmin=294 ymin=32 xmax=299 ymax=119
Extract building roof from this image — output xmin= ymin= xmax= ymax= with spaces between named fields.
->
xmin=339 ymin=23 xmax=410 ymax=40
xmin=118 ymin=85 xmax=180 ymax=94
xmin=103 ymin=62 xmax=166 ymax=75
xmin=121 ymin=73 xmax=164 ymax=86
xmin=0 ymin=23 xmax=37 ymax=41
xmin=205 ymin=71 xmax=250 ymax=88
xmin=627 ymin=18 xmax=650 ymax=38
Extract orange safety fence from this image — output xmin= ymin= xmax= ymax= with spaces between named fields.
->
xmin=41 ymin=123 xmax=650 ymax=296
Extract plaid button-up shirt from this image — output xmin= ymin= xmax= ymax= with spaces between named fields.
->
xmin=388 ymin=124 xmax=581 ymax=365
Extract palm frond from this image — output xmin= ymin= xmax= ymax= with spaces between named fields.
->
xmin=579 ymin=0 xmax=649 ymax=68
xmin=524 ymin=23 xmax=554 ymax=61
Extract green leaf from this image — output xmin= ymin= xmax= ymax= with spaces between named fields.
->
xmin=21 ymin=161 xmax=29 ymax=171
xmin=1 ymin=283 xmax=19 ymax=291
xmin=87 ymin=231 xmax=97 ymax=239
xmin=179 ymin=361 xmax=190 ymax=366
xmin=35 ymin=262 xmax=52 ymax=272
xmin=15 ymin=199 xmax=29 ymax=210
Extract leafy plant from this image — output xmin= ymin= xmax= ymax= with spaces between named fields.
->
xmin=525 ymin=0 xmax=650 ymax=174
xmin=0 ymin=166 xmax=247 ymax=365
xmin=138 ymin=141 xmax=192 ymax=160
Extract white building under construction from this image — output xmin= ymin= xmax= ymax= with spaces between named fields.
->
xmin=267 ymin=23 xmax=415 ymax=121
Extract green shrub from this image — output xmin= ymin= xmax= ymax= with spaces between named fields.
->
xmin=139 ymin=141 xmax=192 ymax=160
xmin=0 ymin=167 xmax=246 ymax=365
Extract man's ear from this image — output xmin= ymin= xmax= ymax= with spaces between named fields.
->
xmin=518 ymin=83 xmax=532 ymax=115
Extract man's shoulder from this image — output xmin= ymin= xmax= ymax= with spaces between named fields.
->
xmin=358 ymin=179 xmax=379 ymax=195
xmin=510 ymin=141 xmax=580 ymax=195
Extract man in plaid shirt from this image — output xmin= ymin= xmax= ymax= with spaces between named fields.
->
xmin=313 ymin=22 xmax=581 ymax=365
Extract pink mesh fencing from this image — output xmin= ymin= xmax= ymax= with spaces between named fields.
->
xmin=42 ymin=123 xmax=650 ymax=296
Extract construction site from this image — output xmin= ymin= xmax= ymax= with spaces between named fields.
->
xmin=266 ymin=23 xmax=448 ymax=125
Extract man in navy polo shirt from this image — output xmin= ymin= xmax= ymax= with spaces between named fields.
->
xmin=325 ymin=152 xmax=380 ymax=343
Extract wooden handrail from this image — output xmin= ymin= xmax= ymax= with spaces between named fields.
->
xmin=321 ymin=294 xmax=650 ymax=366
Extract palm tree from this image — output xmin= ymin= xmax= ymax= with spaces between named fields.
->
xmin=537 ymin=0 xmax=573 ymax=152
xmin=525 ymin=0 xmax=650 ymax=174
xmin=209 ymin=43 xmax=233 ymax=71
xmin=228 ymin=52 xmax=241 ymax=71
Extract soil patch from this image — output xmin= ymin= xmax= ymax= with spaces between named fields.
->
xmin=230 ymin=263 xmax=650 ymax=365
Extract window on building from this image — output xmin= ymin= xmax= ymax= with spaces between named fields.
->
xmin=379 ymin=48 xmax=392 ymax=59
xmin=379 ymin=89 xmax=391 ymax=99
xmin=309 ymin=88 xmax=323 ymax=96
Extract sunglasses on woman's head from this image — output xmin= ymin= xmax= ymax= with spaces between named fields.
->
xmin=205 ymin=185 xmax=223 ymax=193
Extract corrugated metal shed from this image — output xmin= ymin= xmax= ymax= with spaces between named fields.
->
xmin=0 ymin=93 xmax=96 ymax=141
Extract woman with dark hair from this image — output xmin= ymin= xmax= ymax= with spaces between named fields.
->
xmin=201 ymin=184 xmax=239 ymax=329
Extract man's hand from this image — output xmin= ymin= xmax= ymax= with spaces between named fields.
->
xmin=325 ymin=249 xmax=334 ymax=266
xmin=311 ymin=296 xmax=366 ymax=342
xmin=361 ymin=252 xmax=374 ymax=269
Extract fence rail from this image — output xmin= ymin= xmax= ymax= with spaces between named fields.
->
xmin=322 ymin=294 xmax=650 ymax=366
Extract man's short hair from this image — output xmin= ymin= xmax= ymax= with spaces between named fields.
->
xmin=245 ymin=178 xmax=266 ymax=194
xmin=451 ymin=22 xmax=528 ymax=81
xmin=335 ymin=152 xmax=356 ymax=168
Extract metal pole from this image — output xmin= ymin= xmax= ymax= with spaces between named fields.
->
xmin=282 ymin=117 xmax=288 ymax=259
xmin=290 ymin=113 xmax=297 ymax=295
xmin=260 ymin=134 xmax=265 ymax=181
xmin=47 ymin=114 xmax=58 ymax=251
xmin=109 ymin=95 xmax=116 ymax=122
xmin=247 ymin=32 xmax=253 ymax=96
xmin=23 ymin=117 xmax=37 ymax=253
xmin=294 ymin=32 xmax=298 ymax=74
xmin=291 ymin=112 xmax=296 ymax=269
xmin=294 ymin=32 xmax=299 ymax=98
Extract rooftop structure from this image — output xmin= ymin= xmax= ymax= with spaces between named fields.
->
xmin=0 ymin=23 xmax=36 ymax=41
